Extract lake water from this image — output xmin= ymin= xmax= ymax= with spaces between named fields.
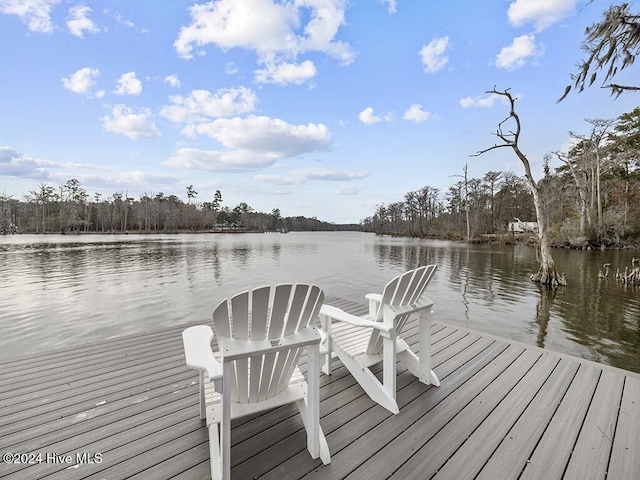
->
xmin=1 ymin=232 xmax=639 ymax=373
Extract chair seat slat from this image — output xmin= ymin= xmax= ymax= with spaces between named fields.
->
xmin=183 ymin=283 xmax=330 ymax=479
xmin=319 ymin=266 xmax=439 ymax=415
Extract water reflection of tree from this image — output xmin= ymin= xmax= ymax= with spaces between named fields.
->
xmin=232 ymin=245 xmax=251 ymax=266
xmin=533 ymin=285 xmax=557 ymax=348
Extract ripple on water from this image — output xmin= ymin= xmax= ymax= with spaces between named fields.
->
xmin=1 ymin=233 xmax=639 ymax=374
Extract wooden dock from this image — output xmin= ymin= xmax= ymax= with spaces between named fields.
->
xmin=1 ymin=296 xmax=639 ymax=479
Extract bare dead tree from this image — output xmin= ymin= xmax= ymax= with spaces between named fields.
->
xmin=471 ymin=87 xmax=567 ymax=287
xmin=553 ymin=148 xmax=590 ymax=235
xmin=571 ymin=119 xmax=615 ymax=236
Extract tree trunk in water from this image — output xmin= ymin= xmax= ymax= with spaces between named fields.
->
xmin=528 ymin=185 xmax=567 ymax=286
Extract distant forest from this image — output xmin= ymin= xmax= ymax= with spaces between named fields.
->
xmin=0 ymin=184 xmax=360 ymax=234
xmin=2 ymin=107 xmax=638 ymax=243
xmin=362 ymin=108 xmax=640 ymax=248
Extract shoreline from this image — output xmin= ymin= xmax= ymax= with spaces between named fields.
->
xmin=371 ymin=231 xmax=640 ymax=251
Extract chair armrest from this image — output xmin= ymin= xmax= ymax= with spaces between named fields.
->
xmin=319 ymin=304 xmax=391 ymax=332
xmin=365 ymin=293 xmax=382 ymax=318
xmin=364 ymin=293 xmax=382 ymax=303
xmin=388 ymin=297 xmax=434 ymax=316
xmin=182 ymin=326 xmax=223 ymax=381
xmin=218 ymin=327 xmax=321 ymax=361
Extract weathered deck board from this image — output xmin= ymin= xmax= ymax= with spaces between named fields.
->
xmin=1 ymin=295 xmax=639 ymax=480
xmin=608 ymin=376 xmax=640 ymax=480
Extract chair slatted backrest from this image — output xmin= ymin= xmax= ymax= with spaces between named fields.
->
xmin=366 ymin=265 xmax=437 ymax=354
xmin=212 ymin=284 xmax=324 ymax=403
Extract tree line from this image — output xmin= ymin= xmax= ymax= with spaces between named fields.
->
xmin=0 ymin=183 xmax=360 ymax=234
xmin=363 ymin=107 xmax=640 ymax=248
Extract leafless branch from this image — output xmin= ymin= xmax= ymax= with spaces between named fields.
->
xmin=470 ymin=143 xmax=511 ymax=157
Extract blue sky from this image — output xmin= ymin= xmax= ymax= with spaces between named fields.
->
xmin=1 ymin=0 xmax=638 ymax=223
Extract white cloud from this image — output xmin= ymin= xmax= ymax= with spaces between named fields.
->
xmin=459 ymin=94 xmax=501 ymax=108
xmin=190 ymin=115 xmax=332 ymax=157
xmin=0 ymin=145 xmax=49 ymax=179
xmin=255 ymin=168 xmax=369 ymax=186
xmin=114 ymin=12 xmax=135 ymax=28
xmin=495 ymin=34 xmax=542 ymax=70
xmin=67 ymin=5 xmax=99 ymax=38
xmin=507 ymin=0 xmax=576 ymax=31
xmin=289 ymin=167 xmax=368 ymax=181
xmin=255 ymin=60 xmax=317 ymax=85
xmin=77 ymin=170 xmax=179 ymax=190
xmin=558 ymin=136 xmax=579 ymax=155
xmin=359 ymin=107 xmax=380 ymax=125
xmin=164 ymin=74 xmax=181 ymax=88
xmin=0 ymin=145 xmax=98 ymax=179
xmin=161 ymin=87 xmax=257 ymax=124
xmin=167 ymin=116 xmax=332 ymax=172
xmin=459 ymin=92 xmax=518 ymax=108
xmin=0 ymin=0 xmax=60 ymax=33
xmin=403 ymin=104 xmax=431 ymax=123
xmin=61 ymin=67 xmax=100 ymax=95
xmin=419 ymin=36 xmax=450 ymax=73
xmin=254 ymin=174 xmax=300 ymax=185
xmin=358 ymin=107 xmax=393 ymax=125
xmin=167 ymin=148 xmax=278 ymax=172
xmin=114 ymin=72 xmax=143 ymax=96
xmin=101 ymin=105 xmax=161 ymax=140
xmin=225 ymin=61 xmax=239 ymax=75
xmin=336 ymin=184 xmax=364 ymax=195
xmin=381 ymin=0 xmax=397 ymax=14
xmin=174 ymin=0 xmax=355 ymax=67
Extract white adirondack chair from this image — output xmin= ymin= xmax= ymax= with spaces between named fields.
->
xmin=319 ymin=265 xmax=439 ymax=414
xmin=182 ymin=284 xmax=331 ymax=480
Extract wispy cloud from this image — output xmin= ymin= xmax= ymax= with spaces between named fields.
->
xmin=419 ymin=36 xmax=450 ymax=73
xmin=381 ymin=0 xmax=397 ymax=15
xmin=459 ymin=94 xmax=502 ymax=108
xmin=0 ymin=0 xmax=60 ymax=33
xmin=337 ymin=184 xmax=364 ymax=195
xmin=255 ymin=168 xmax=369 ymax=186
xmin=0 ymin=146 xmax=50 ymax=179
xmin=67 ymin=5 xmax=99 ymax=38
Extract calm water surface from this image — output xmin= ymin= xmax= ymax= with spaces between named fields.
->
xmin=1 ymin=232 xmax=639 ymax=372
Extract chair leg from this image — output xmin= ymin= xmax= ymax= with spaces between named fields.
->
xmin=307 ymin=345 xmax=320 ymax=459
xmin=418 ymin=312 xmax=440 ymax=387
xmin=382 ymin=332 xmax=397 ymax=404
xmin=296 ymin=398 xmax=331 ymax=464
xmin=220 ymin=362 xmax=232 ymax=480
xmin=208 ymin=423 xmax=223 ymax=480
xmin=199 ymin=370 xmax=206 ymax=420
xmin=334 ymin=343 xmax=399 ymax=414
